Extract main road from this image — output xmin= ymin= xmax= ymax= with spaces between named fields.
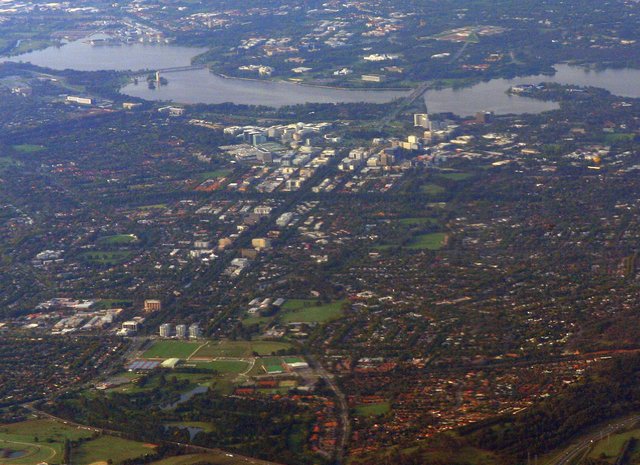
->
xmin=550 ymin=415 xmax=640 ymax=465
xmin=306 ymin=354 xmax=350 ymax=465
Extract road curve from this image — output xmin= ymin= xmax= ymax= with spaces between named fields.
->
xmin=550 ymin=415 xmax=640 ymax=465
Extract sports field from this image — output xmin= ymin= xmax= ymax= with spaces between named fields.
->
xmin=280 ymin=299 xmax=345 ymax=323
xmin=142 ymin=340 xmax=202 ymax=359
xmin=191 ymin=340 xmax=292 ymax=358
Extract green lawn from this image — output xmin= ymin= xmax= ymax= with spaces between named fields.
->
xmin=604 ymin=133 xmax=635 ymax=144
xmin=150 ymin=452 xmax=252 ymax=465
xmin=438 ymin=171 xmax=473 ymax=181
xmin=241 ymin=315 xmax=271 ymax=327
xmin=397 ymin=217 xmax=439 ymax=226
xmin=93 ymin=299 xmax=133 ymax=310
xmin=280 ymin=299 xmax=346 ymax=323
xmin=81 ymin=250 xmax=133 ymax=265
xmin=0 ymin=157 xmax=22 ymax=170
xmin=588 ymin=428 xmax=640 ymax=461
xmin=199 ymin=169 xmax=232 ymax=180
xmin=164 ymin=422 xmax=214 ymax=433
xmin=0 ymin=420 xmax=150 ymax=465
xmin=354 ymin=402 xmax=391 ymax=417
xmin=73 ymin=435 xmax=155 ymax=465
xmin=136 ymin=204 xmax=167 ymax=211
xmin=193 ymin=360 xmax=250 ymax=374
xmin=12 ymin=144 xmax=45 ymax=153
xmin=192 ymin=340 xmax=293 ymax=358
xmin=407 ymin=232 xmax=447 ymax=250
xmin=97 ymin=234 xmax=139 ymax=245
xmin=10 ymin=39 xmax=56 ymax=55
xmin=143 ymin=340 xmax=202 ymax=359
xmin=0 ymin=419 xmax=91 ymax=465
xmin=421 ymin=183 xmax=446 ymax=194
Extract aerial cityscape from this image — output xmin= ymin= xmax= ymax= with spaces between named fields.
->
xmin=3 ymin=0 xmax=640 ymax=464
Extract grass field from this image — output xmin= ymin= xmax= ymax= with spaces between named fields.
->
xmin=241 ymin=315 xmax=271 ymax=327
xmin=150 ymin=452 xmax=252 ymax=465
xmin=0 ymin=157 xmax=22 ymax=170
xmin=587 ymin=428 xmax=640 ymax=461
xmin=12 ymin=144 xmax=45 ymax=153
xmin=10 ymin=39 xmax=56 ymax=55
xmin=0 ymin=420 xmax=152 ymax=465
xmin=397 ymin=217 xmax=439 ymax=226
xmin=437 ymin=171 xmax=472 ymax=181
xmin=81 ymin=250 xmax=133 ymax=265
xmin=0 ymin=419 xmax=87 ymax=465
xmin=164 ymin=422 xmax=214 ymax=433
xmin=193 ymin=360 xmax=250 ymax=373
xmin=407 ymin=232 xmax=447 ymax=250
xmin=143 ymin=340 xmax=202 ymax=359
xmin=136 ymin=204 xmax=167 ymax=210
xmin=97 ymin=234 xmax=139 ymax=245
xmin=73 ymin=436 xmax=155 ymax=465
xmin=604 ymin=133 xmax=635 ymax=144
xmin=355 ymin=402 xmax=391 ymax=417
xmin=192 ymin=340 xmax=293 ymax=358
xmin=421 ymin=183 xmax=446 ymax=194
xmin=280 ymin=299 xmax=345 ymax=323
xmin=93 ymin=299 xmax=133 ymax=310
xmin=199 ymin=169 xmax=232 ymax=180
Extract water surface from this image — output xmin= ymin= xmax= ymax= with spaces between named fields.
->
xmin=7 ymin=37 xmax=640 ymax=114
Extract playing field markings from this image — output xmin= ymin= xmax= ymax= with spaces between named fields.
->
xmin=234 ymin=357 xmax=257 ymax=383
xmin=187 ymin=341 xmax=209 ymax=361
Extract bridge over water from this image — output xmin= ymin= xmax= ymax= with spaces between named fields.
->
xmin=130 ymin=65 xmax=205 ymax=76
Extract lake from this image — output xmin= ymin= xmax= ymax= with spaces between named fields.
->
xmin=6 ymin=37 xmax=640 ymax=115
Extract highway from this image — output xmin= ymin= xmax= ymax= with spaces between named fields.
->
xmin=550 ymin=415 xmax=640 ymax=465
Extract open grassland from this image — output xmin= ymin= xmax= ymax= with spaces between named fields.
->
xmin=0 ymin=420 xmax=152 ymax=465
xmin=191 ymin=360 xmax=250 ymax=374
xmin=587 ymin=428 xmax=640 ymax=462
xmin=163 ymin=422 xmax=214 ymax=433
xmin=0 ymin=418 xmax=92 ymax=465
xmin=397 ymin=217 xmax=439 ymax=226
xmin=73 ymin=436 xmax=155 ymax=465
xmin=143 ymin=340 xmax=202 ymax=359
xmin=0 ymin=157 xmax=22 ymax=171
xmin=149 ymin=452 xmax=261 ymax=465
xmin=354 ymin=402 xmax=391 ymax=417
xmin=191 ymin=340 xmax=292 ymax=358
xmin=420 ymin=183 xmax=446 ymax=194
xmin=97 ymin=234 xmax=139 ymax=245
xmin=12 ymin=144 xmax=45 ymax=153
xmin=437 ymin=171 xmax=473 ymax=181
xmin=280 ymin=299 xmax=345 ymax=323
xmin=407 ymin=232 xmax=447 ymax=250
xmin=198 ymin=169 xmax=232 ymax=180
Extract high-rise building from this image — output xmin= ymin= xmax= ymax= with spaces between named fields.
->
xmin=175 ymin=324 xmax=187 ymax=339
xmin=159 ymin=323 xmax=172 ymax=338
xmin=414 ymin=113 xmax=430 ymax=128
xmin=188 ymin=323 xmax=202 ymax=339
